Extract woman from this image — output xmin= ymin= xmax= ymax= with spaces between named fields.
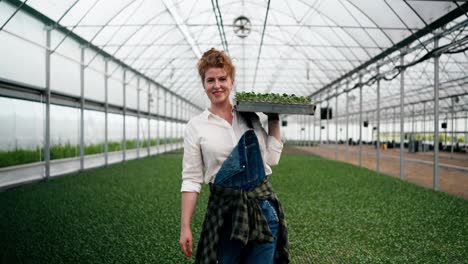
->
xmin=179 ymin=48 xmax=289 ymax=263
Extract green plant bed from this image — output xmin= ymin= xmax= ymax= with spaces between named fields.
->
xmin=0 ymin=154 xmax=467 ymax=263
xmin=0 ymin=148 xmax=42 ymax=168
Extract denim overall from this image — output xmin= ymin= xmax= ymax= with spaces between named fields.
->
xmin=214 ymin=130 xmax=279 ymax=263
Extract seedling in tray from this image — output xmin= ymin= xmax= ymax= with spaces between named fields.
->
xmin=236 ymin=92 xmax=311 ymax=104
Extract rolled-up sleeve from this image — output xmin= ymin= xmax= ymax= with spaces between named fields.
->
xmin=181 ymin=121 xmax=203 ymax=193
xmin=256 ymin=122 xmax=283 ymax=166
xmin=265 ymin=135 xmax=283 ymax=166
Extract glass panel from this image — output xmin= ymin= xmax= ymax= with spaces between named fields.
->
xmin=0 ymin=97 xmax=44 ymax=168
xmin=50 ymin=104 xmax=79 ymax=160
xmin=84 ymin=50 xmax=105 ymax=102
xmin=108 ymin=62 xmax=124 ymax=106
xmin=0 ymin=2 xmax=46 ymax=87
xmin=149 ymin=118 xmax=158 ymax=155
xmin=139 ymin=117 xmax=148 ymax=154
xmin=158 ymin=88 xmax=165 ymax=116
xmin=50 ymin=30 xmax=81 ymax=96
xmin=83 ymin=109 xmax=105 ymax=169
xmin=140 ymin=84 xmax=149 ymax=113
xmin=108 ymin=113 xmax=123 ymax=151
xmin=126 ymin=77 xmax=138 ymax=110
xmin=125 ymin=115 xmax=138 ymax=150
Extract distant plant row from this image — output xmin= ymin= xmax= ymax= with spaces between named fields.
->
xmin=0 ymin=138 xmax=182 ymax=168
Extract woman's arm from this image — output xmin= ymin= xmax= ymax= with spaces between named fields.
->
xmin=180 ymin=191 xmax=199 ymax=257
xmin=256 ymin=113 xmax=283 ymax=166
xmin=267 ymin=114 xmax=281 ymax=141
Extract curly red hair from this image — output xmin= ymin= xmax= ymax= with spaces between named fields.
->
xmin=197 ymin=48 xmax=235 ymax=84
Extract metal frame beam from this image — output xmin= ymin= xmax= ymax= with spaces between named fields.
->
xmin=309 ymin=2 xmax=468 ymax=98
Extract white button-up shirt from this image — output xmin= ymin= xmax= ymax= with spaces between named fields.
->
xmin=181 ymin=109 xmax=283 ymax=193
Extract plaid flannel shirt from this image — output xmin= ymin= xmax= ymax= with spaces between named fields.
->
xmin=195 ymin=179 xmax=289 ymax=264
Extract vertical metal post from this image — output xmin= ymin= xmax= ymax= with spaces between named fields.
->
xmin=359 ymin=74 xmax=363 ymax=167
xmin=104 ymin=59 xmax=108 ymax=166
xmin=393 ymin=107 xmax=396 ymax=143
xmin=400 ymin=50 xmax=406 ymax=180
xmin=451 ymin=97 xmax=454 ymax=158
xmin=164 ymin=90 xmax=167 ymax=152
xmin=335 ymin=86 xmax=339 ymax=160
xmin=308 ymin=113 xmax=311 ymax=147
xmin=176 ymin=98 xmax=179 ymax=148
xmin=304 ymin=115 xmax=307 ymax=146
xmin=157 ymin=86 xmax=160 ymax=150
xmin=313 ymin=107 xmax=316 ymax=145
xmin=137 ymin=77 xmax=140 ymax=158
xmin=45 ymin=28 xmax=51 ymax=179
xmin=465 ymin=112 xmax=468 ymax=152
xmin=376 ymin=67 xmax=381 ymax=173
xmin=318 ymin=101 xmax=322 ymax=145
xmin=423 ymin=102 xmax=426 ymax=152
xmin=123 ymin=69 xmax=127 ymax=162
xmin=147 ymin=81 xmax=151 ymax=156
xmin=80 ymin=46 xmax=85 ymax=171
xmin=412 ymin=105 xmax=415 ymax=138
xmin=327 ymin=93 xmax=330 ymax=145
xmin=174 ymin=96 xmax=176 ymax=148
xmin=345 ymin=86 xmax=349 ymax=161
xmin=433 ymin=36 xmax=440 ymax=190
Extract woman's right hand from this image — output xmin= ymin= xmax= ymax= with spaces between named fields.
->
xmin=179 ymin=226 xmax=193 ymax=257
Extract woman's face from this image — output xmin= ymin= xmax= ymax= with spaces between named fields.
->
xmin=203 ymin=67 xmax=233 ymax=106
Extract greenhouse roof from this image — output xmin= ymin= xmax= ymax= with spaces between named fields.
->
xmin=2 ymin=0 xmax=468 ymax=115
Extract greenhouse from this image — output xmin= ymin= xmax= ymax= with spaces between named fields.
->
xmin=0 ymin=0 xmax=467 ymax=263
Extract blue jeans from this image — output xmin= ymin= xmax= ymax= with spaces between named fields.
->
xmin=217 ymin=199 xmax=279 ymax=264
xmin=214 ymin=130 xmax=278 ymax=263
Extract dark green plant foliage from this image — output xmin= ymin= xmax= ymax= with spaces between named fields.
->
xmin=0 ymin=154 xmax=467 ymax=263
xmin=0 ymin=147 xmax=42 ymax=167
xmin=236 ymin=91 xmax=311 ymax=104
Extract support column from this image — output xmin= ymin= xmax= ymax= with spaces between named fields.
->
xmin=433 ymin=36 xmax=440 ymax=191
xmin=80 ymin=46 xmax=85 ymax=171
xmin=308 ymin=112 xmax=311 ymax=147
xmin=376 ymin=67 xmax=381 ymax=173
xmin=327 ymin=93 xmax=330 ymax=145
xmin=147 ymin=81 xmax=150 ymax=156
xmin=318 ymin=101 xmax=322 ymax=145
xmin=400 ymin=50 xmax=406 ymax=180
xmin=451 ymin=97 xmax=455 ymax=158
xmin=176 ymin=98 xmax=180 ymax=148
xmin=104 ymin=59 xmax=108 ymax=166
xmin=393 ymin=107 xmax=396 ymax=143
xmin=164 ymin=90 xmax=167 ymax=153
xmin=137 ymin=78 xmax=140 ymax=158
xmin=359 ymin=74 xmax=363 ymax=167
xmin=313 ymin=106 xmax=316 ymax=145
xmin=335 ymin=86 xmax=339 ymax=160
xmin=345 ymin=86 xmax=349 ymax=161
xmin=156 ymin=86 xmax=160 ymax=152
xmin=423 ymin=102 xmax=426 ymax=152
xmin=123 ymin=69 xmax=127 ymax=162
xmin=465 ymin=112 xmax=467 ymax=152
xmin=45 ymin=28 xmax=51 ymax=179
